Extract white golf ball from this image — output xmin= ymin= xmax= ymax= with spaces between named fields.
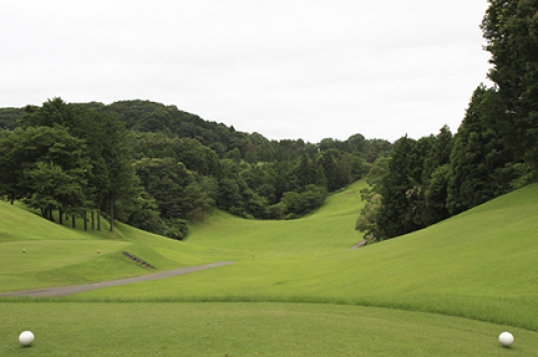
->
xmin=498 ymin=331 xmax=514 ymax=347
xmin=19 ymin=331 xmax=35 ymax=346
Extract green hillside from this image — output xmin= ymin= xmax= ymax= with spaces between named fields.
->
xmin=0 ymin=202 xmax=217 ymax=292
xmin=72 ymin=181 xmax=538 ymax=331
xmin=1 ymin=180 xmax=538 ymax=355
xmin=3 ymin=180 xmax=537 ymax=330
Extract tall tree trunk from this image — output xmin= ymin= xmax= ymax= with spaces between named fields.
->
xmin=72 ymin=215 xmax=76 ymax=228
xmin=41 ymin=208 xmax=46 ymax=218
xmin=109 ymin=199 xmax=114 ymax=232
xmin=91 ymin=210 xmax=95 ymax=230
xmin=97 ymin=208 xmax=102 ymax=231
xmin=83 ymin=211 xmax=88 ymax=231
xmin=59 ymin=208 xmax=63 ymax=225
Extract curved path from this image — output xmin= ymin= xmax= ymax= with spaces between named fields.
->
xmin=0 ymin=261 xmax=234 ymax=297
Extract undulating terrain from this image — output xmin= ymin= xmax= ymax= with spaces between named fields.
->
xmin=1 ymin=180 xmax=537 ymax=356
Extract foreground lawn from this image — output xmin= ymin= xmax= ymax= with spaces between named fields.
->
xmin=2 ymin=302 xmax=537 ymax=357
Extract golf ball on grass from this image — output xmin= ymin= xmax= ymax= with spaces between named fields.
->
xmin=498 ymin=332 xmax=514 ymax=347
xmin=19 ymin=331 xmax=35 ymax=346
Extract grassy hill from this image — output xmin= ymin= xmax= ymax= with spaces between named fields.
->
xmin=1 ymin=180 xmax=538 ymax=355
xmin=70 ymin=181 xmax=538 ymax=331
xmin=0 ymin=202 xmax=217 ymax=292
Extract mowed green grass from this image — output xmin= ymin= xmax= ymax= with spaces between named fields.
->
xmin=1 ymin=180 xmax=538 ymax=355
xmin=0 ymin=202 xmax=217 ymax=292
xmin=0 ymin=181 xmax=370 ymax=293
xmin=74 ymin=181 xmax=538 ymax=331
xmin=1 ymin=302 xmax=537 ymax=357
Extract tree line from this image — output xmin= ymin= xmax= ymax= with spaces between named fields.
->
xmin=0 ymin=99 xmax=391 ymax=239
xmin=356 ymin=0 xmax=538 ymax=242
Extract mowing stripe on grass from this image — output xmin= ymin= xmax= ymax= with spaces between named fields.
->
xmin=0 ymin=261 xmax=234 ymax=297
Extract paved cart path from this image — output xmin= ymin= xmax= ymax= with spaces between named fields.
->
xmin=0 ymin=261 xmax=234 ymax=297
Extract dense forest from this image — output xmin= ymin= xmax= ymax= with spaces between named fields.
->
xmin=0 ymin=99 xmax=390 ymax=239
xmin=1 ymin=1 xmax=536 ymax=242
xmin=356 ymin=0 xmax=538 ymax=242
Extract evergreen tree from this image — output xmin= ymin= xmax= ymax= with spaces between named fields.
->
xmin=423 ymin=164 xmax=451 ymax=224
xmin=446 ymin=86 xmax=515 ymax=215
xmin=422 ymin=125 xmax=453 ymax=184
xmin=296 ymin=153 xmax=314 ymax=192
xmin=481 ymin=0 xmax=538 ymax=173
xmin=318 ymin=149 xmax=340 ymax=192
xmin=421 ymin=126 xmax=453 ymax=225
xmin=314 ymin=160 xmax=327 ymax=191
xmin=338 ymin=153 xmax=352 ymax=188
xmin=376 ymin=136 xmax=421 ymax=239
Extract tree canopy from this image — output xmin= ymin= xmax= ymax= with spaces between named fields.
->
xmin=7 ymin=1 xmax=537 ymax=242
xmin=0 ymin=98 xmax=387 ymax=239
xmin=355 ymin=1 xmax=538 ymax=242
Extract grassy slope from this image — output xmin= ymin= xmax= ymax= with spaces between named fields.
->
xmin=76 ymin=181 xmax=538 ymax=331
xmin=0 ymin=202 xmax=217 ymax=292
xmin=2 ymin=180 xmax=538 ymax=355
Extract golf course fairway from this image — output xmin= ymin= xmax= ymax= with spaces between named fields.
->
xmin=1 ymin=180 xmax=537 ymax=356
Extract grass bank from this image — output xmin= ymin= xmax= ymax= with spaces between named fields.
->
xmin=71 ymin=182 xmax=538 ymax=331
xmin=1 ymin=180 xmax=538 ymax=355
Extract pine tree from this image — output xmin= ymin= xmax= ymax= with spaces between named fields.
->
xmin=446 ymin=86 xmax=515 ymax=215
xmin=296 ymin=153 xmax=314 ymax=192
xmin=376 ymin=136 xmax=422 ymax=239
xmin=421 ymin=126 xmax=453 ymax=225
xmin=481 ymin=0 xmax=538 ymax=173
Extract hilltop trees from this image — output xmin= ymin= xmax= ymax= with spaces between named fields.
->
xmin=481 ymin=0 xmax=538 ymax=173
xmin=0 ymin=125 xmax=91 ymax=216
xmin=420 ymin=126 xmax=453 ymax=225
xmin=5 ymin=1 xmax=534 ymax=242
xmin=355 ymin=87 xmax=533 ymax=242
xmin=356 ymin=88 xmax=524 ymax=241
xmin=14 ymin=79 xmax=532 ymax=244
xmin=20 ymin=98 xmax=137 ymax=232
xmin=127 ymin=127 xmax=378 ymax=221
xmin=134 ymin=158 xmax=191 ymax=220
xmin=0 ymin=108 xmax=24 ymax=130
xmin=0 ymin=99 xmax=136 ymax=232
xmin=446 ymin=86 xmax=515 ymax=215
xmin=375 ymin=136 xmax=424 ymax=238
xmin=354 ymin=1 xmax=538 ymax=242
xmin=1 ymin=97 xmax=387 ymax=239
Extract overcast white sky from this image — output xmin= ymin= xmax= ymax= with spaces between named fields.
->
xmin=1 ymin=1 xmax=492 ymax=143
